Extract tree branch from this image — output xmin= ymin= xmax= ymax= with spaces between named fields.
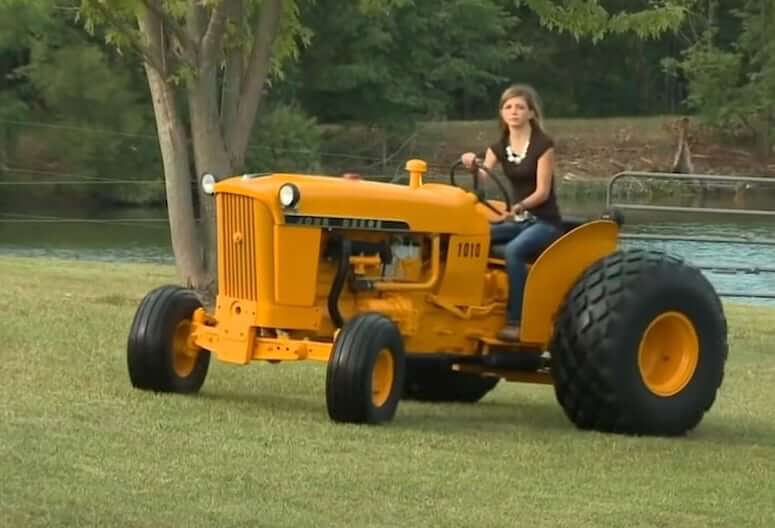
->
xmin=201 ymin=1 xmax=231 ymax=66
xmin=140 ymin=0 xmax=198 ymax=63
xmin=89 ymin=2 xmax=163 ymax=72
xmin=186 ymin=2 xmax=208 ymax=45
xmin=221 ymin=0 xmax=245 ymax=130
xmin=226 ymin=0 xmax=283 ymax=168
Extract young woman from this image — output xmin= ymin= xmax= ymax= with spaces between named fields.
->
xmin=461 ymin=84 xmax=563 ymax=342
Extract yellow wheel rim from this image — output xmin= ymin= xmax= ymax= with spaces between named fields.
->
xmin=638 ymin=311 xmax=699 ymax=397
xmin=371 ymin=348 xmax=395 ymax=407
xmin=172 ymin=320 xmax=200 ymax=377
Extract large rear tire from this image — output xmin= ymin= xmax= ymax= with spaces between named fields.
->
xmin=127 ymin=286 xmax=211 ymax=393
xmin=551 ymin=249 xmax=727 ymax=436
xmin=326 ymin=313 xmax=406 ymax=424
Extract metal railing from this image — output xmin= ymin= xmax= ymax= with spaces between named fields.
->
xmin=606 ymin=171 xmax=775 ymax=300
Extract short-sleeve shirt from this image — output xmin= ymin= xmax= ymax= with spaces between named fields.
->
xmin=489 ymin=126 xmax=562 ymax=226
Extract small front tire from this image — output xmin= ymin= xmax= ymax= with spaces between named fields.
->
xmin=326 ymin=313 xmax=406 ymax=424
xmin=127 ymin=286 xmax=211 ymax=393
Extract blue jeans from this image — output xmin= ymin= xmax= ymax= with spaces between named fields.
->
xmin=490 ymin=219 xmax=562 ymax=324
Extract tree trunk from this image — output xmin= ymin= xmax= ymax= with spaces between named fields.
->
xmin=225 ymin=0 xmax=283 ymax=169
xmin=0 ymin=124 xmax=7 ymax=175
xmin=138 ymin=10 xmax=208 ymax=293
xmin=189 ymin=72 xmax=234 ymax=302
xmin=759 ymin=0 xmax=771 ymax=165
xmin=761 ymin=113 xmax=771 ymax=165
xmin=133 ymin=0 xmax=282 ymax=307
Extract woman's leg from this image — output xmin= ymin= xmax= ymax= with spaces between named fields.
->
xmin=499 ymin=221 xmax=562 ymax=339
xmin=490 ymin=220 xmax=523 ymax=245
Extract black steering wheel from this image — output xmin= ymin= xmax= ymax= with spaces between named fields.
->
xmin=449 ymin=160 xmax=512 ymax=215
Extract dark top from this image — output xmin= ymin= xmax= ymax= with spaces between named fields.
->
xmin=489 ymin=126 xmax=562 ymax=226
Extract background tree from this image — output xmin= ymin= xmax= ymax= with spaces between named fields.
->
xmin=0 ymin=0 xmax=48 ymax=177
xmin=78 ymin=0 xmax=311 ymax=300
xmin=1 ymin=0 xmax=159 ymax=207
xmin=665 ymin=0 xmax=773 ymax=162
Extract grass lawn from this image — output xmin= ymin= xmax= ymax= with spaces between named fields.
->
xmin=2 ymin=256 xmax=774 ymax=527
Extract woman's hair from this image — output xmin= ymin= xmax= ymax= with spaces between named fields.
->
xmin=498 ymin=83 xmax=544 ymax=137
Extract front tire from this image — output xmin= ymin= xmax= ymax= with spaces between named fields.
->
xmin=551 ymin=249 xmax=727 ymax=436
xmin=127 ymin=286 xmax=211 ymax=393
xmin=326 ymin=313 xmax=406 ymax=424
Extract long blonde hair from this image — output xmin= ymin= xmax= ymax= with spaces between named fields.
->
xmin=498 ymin=84 xmax=544 ymax=137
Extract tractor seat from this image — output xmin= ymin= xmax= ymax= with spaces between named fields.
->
xmin=488 ymin=209 xmax=624 ymax=261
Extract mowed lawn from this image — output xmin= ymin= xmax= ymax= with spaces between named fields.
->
xmin=1 ymin=256 xmax=774 ymax=527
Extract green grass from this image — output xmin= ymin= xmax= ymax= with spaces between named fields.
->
xmin=2 ymin=256 xmax=774 ymax=527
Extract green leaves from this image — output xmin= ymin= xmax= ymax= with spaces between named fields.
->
xmin=671 ymin=0 xmax=774 ymax=151
xmin=295 ymin=0 xmax=521 ymax=127
xmin=0 ymin=0 xmax=53 ymax=49
xmin=519 ymin=0 xmax=688 ymax=41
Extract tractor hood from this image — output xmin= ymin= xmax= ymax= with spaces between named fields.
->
xmin=213 ymin=172 xmax=492 ymax=236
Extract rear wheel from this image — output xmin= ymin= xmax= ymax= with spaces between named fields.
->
xmin=326 ymin=313 xmax=406 ymax=424
xmin=127 ymin=286 xmax=211 ymax=393
xmin=551 ymin=249 xmax=727 ymax=436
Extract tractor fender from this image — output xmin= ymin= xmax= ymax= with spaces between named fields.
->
xmin=520 ymin=220 xmax=619 ymax=346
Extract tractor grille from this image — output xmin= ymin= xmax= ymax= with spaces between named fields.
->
xmin=219 ymin=193 xmax=258 ymax=301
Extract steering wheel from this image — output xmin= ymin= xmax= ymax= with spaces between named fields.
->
xmin=449 ymin=160 xmax=512 ymax=215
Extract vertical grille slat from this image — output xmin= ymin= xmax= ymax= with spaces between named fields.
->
xmin=246 ymin=197 xmax=256 ymax=299
xmin=219 ymin=194 xmax=258 ymax=301
xmin=240 ymin=197 xmax=248 ymax=299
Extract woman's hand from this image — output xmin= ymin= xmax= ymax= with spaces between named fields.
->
xmin=489 ymin=208 xmax=511 ymax=224
xmin=460 ymin=152 xmax=478 ymax=169
xmin=511 ymin=201 xmax=526 ymax=214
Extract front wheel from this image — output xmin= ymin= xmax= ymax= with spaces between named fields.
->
xmin=551 ymin=249 xmax=727 ymax=436
xmin=127 ymin=286 xmax=211 ymax=393
xmin=326 ymin=313 xmax=406 ymax=424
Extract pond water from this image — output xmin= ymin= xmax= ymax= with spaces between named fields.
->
xmin=1 ymin=187 xmax=773 ymax=305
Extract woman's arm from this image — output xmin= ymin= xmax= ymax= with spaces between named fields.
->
xmin=461 ymin=148 xmax=498 ymax=180
xmin=514 ymin=148 xmax=555 ymax=212
xmin=482 ymin=148 xmax=497 ymax=172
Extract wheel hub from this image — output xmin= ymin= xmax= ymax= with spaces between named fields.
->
xmin=371 ymin=348 xmax=395 ymax=407
xmin=173 ymin=320 xmax=200 ymax=377
xmin=638 ymin=311 xmax=699 ymax=397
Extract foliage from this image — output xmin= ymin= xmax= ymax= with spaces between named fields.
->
xmin=519 ymin=0 xmax=690 ymax=41
xmin=666 ymin=0 xmax=774 ymax=154
xmin=295 ymin=0 xmax=522 ymax=128
xmin=247 ymin=103 xmax=322 ymax=173
xmin=0 ymin=0 xmax=160 ymax=204
xmin=291 ymin=0 xmax=696 ymax=123
xmin=3 ymin=0 xmax=760 ymax=212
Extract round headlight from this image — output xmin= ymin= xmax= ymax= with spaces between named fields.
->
xmin=279 ymin=183 xmax=300 ymax=208
xmin=201 ymin=173 xmax=216 ymax=195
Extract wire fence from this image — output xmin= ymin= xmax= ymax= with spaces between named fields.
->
xmin=608 ymin=171 xmax=775 ymax=300
xmin=0 ymin=117 xmax=462 ymax=182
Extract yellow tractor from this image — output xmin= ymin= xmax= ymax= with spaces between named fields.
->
xmin=127 ymin=160 xmax=727 ymax=435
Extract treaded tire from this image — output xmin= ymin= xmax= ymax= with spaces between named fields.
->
xmin=551 ymin=249 xmax=727 ymax=436
xmin=326 ymin=313 xmax=406 ymax=424
xmin=404 ymin=360 xmax=499 ymax=403
xmin=127 ymin=285 xmax=211 ymax=393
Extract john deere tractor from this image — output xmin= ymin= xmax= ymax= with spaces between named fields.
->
xmin=127 ymin=160 xmax=727 ymax=435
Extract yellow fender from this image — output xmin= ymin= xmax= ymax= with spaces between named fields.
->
xmin=520 ymin=220 xmax=620 ymax=345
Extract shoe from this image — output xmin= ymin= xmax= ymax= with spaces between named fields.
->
xmin=496 ymin=324 xmax=520 ymax=342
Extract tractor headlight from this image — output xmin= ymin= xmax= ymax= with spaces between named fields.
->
xmin=201 ymin=173 xmax=216 ymax=195
xmin=279 ymin=183 xmax=300 ymax=209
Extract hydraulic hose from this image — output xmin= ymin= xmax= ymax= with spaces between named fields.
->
xmin=328 ymin=238 xmax=352 ymax=329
